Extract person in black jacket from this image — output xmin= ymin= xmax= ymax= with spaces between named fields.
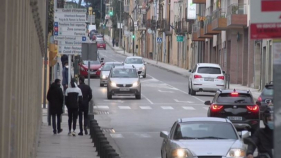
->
xmin=47 ymin=79 xmax=64 ymax=134
xmin=78 ymin=76 xmax=92 ymax=136
xmin=246 ymin=105 xmax=274 ymax=158
xmin=61 ymin=54 xmax=68 ymax=68
xmin=65 ymin=78 xmax=83 ymax=136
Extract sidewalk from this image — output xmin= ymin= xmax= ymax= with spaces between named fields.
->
xmin=104 ymin=35 xmax=261 ymax=100
xmin=36 ymin=109 xmax=99 ymax=158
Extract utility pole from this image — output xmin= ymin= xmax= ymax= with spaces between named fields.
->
xmin=119 ymin=0 xmax=122 ymax=48
xmin=128 ymin=15 xmax=135 ymax=56
xmin=100 ymin=0 xmax=103 ymax=24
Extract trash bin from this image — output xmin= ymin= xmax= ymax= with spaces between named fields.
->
xmin=149 ymin=52 xmax=153 ymax=59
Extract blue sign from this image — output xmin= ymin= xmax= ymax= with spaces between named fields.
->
xmin=54 ymin=22 xmax=58 ymax=27
xmin=82 ymin=36 xmax=86 ymax=41
xmin=54 ymin=32 xmax=58 ymax=36
xmin=157 ymin=37 xmax=162 ymax=43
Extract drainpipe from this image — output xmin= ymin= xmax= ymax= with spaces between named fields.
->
xmin=163 ymin=1 xmax=166 ymax=63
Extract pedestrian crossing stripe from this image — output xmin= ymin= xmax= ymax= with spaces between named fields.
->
xmin=161 ymin=106 xmax=174 ymax=110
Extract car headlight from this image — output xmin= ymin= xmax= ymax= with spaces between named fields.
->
xmin=172 ymin=149 xmax=188 ymax=158
xmin=226 ymin=149 xmax=246 ymax=158
xmin=111 ymin=82 xmax=117 ymax=87
xmin=132 ymin=82 xmax=139 ymax=87
xmin=102 ymin=75 xmax=107 ymax=79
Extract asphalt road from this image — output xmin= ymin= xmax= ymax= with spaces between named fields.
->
xmin=90 ymin=47 xmax=216 ymax=158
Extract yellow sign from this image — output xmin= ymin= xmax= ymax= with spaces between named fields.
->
xmin=197 ymin=16 xmax=206 ymax=21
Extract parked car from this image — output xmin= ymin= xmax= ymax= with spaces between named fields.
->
xmin=96 ymin=34 xmax=104 ymax=41
xmin=188 ymin=63 xmax=225 ymax=95
xmin=97 ymin=40 xmax=106 ymax=49
xmin=160 ymin=117 xmax=249 ymax=158
xmin=205 ymin=89 xmax=260 ymax=134
xmin=79 ymin=58 xmax=104 ymax=78
xmin=256 ymin=81 xmax=273 ymax=116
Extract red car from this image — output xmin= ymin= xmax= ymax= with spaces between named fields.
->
xmin=97 ymin=40 xmax=106 ymax=49
xmin=79 ymin=59 xmax=104 ymax=78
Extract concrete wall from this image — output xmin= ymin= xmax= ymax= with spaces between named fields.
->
xmin=0 ymin=0 xmax=46 ymax=157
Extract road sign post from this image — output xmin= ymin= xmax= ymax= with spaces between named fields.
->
xmin=82 ymin=43 xmax=98 ymax=86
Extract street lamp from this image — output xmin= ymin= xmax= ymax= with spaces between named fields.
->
xmin=127 ymin=14 xmax=135 ymax=56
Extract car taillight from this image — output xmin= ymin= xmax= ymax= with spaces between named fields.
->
xmin=257 ymin=97 xmax=262 ymax=102
xmin=217 ymin=76 xmax=225 ymax=80
xmin=210 ymin=104 xmax=223 ymax=111
xmin=194 ymin=75 xmax=202 ymax=79
xmin=247 ymin=105 xmax=259 ymax=112
xmin=231 ymin=92 xmax=239 ymax=96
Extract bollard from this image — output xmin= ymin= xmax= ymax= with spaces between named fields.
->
xmin=99 ymin=140 xmax=109 ymax=158
xmin=92 ymin=128 xmax=102 ymax=144
xmin=108 ymin=152 xmax=120 ymax=158
xmin=88 ymin=114 xmax=95 ymax=127
xmin=104 ymin=147 xmax=116 ymax=158
xmin=96 ymin=136 xmax=107 ymax=156
xmin=95 ymin=133 xmax=106 ymax=152
xmin=101 ymin=144 xmax=113 ymax=158
xmin=90 ymin=122 xmax=99 ymax=139
xmin=93 ymin=131 xmax=103 ymax=146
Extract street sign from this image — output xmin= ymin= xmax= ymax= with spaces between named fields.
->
xmin=157 ymin=37 xmax=162 ymax=43
xmin=58 ymin=45 xmax=82 ymax=54
xmin=56 ymin=31 xmax=87 ymax=36
xmin=250 ymin=0 xmax=281 ymax=39
xmin=54 ymin=8 xmax=87 ymax=13
xmin=54 ymin=36 xmax=87 ymax=41
xmin=177 ymin=35 xmax=184 ymax=42
xmin=82 ymin=43 xmax=98 ymax=61
xmin=55 ymin=40 xmax=84 ymax=46
xmin=54 ymin=13 xmax=87 ymax=22
xmin=54 ymin=22 xmax=87 ymax=28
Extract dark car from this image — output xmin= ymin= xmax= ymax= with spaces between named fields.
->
xmin=205 ymin=89 xmax=260 ymax=134
xmin=256 ymin=81 xmax=273 ymax=115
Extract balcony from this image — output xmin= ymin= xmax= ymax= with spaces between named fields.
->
xmin=192 ymin=24 xmax=205 ymax=41
xmin=203 ymin=16 xmax=220 ymax=35
xmin=197 ymin=21 xmax=212 ymax=38
xmin=124 ymin=5 xmax=129 ymax=13
xmin=227 ymin=4 xmax=247 ymax=28
xmin=212 ymin=9 xmax=227 ymax=31
xmin=175 ymin=21 xmax=182 ymax=35
xmin=157 ymin=19 xmax=167 ymax=32
xmin=192 ymin=0 xmax=206 ymax=4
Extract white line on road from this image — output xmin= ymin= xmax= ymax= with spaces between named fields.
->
xmin=161 ymin=106 xmax=174 ymax=110
xmin=94 ymin=106 xmax=109 ymax=109
xmin=158 ymin=90 xmax=174 ymax=93
xmin=134 ymin=133 xmax=152 ymax=138
xmin=142 ymin=93 xmax=154 ymax=104
xmin=118 ymin=106 xmax=131 ymax=109
xmin=182 ymin=106 xmax=196 ymax=110
xmin=110 ymin=134 xmax=124 ymax=138
xmin=174 ymin=99 xmax=194 ymax=104
xmin=139 ymin=106 xmax=152 ymax=109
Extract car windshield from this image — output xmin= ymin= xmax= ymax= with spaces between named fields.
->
xmin=125 ymin=58 xmax=143 ymax=64
xmin=111 ymin=68 xmax=138 ymax=78
xmin=262 ymin=86 xmax=273 ymax=96
xmin=102 ymin=64 xmax=123 ymax=71
xmin=97 ymin=41 xmax=105 ymax=44
xmin=83 ymin=60 xmax=100 ymax=65
xmin=173 ymin=122 xmax=237 ymax=140
xmin=217 ymin=93 xmax=253 ymax=103
xmin=197 ymin=67 xmax=221 ymax=74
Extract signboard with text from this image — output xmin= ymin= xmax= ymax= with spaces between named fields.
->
xmin=250 ymin=0 xmax=281 ymax=39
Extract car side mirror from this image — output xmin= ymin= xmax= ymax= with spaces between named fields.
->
xmin=189 ymin=69 xmax=192 ymax=72
xmin=241 ymin=130 xmax=250 ymax=139
xmin=204 ymin=101 xmax=211 ymax=105
xmin=223 ymin=71 xmax=226 ymax=74
xmin=160 ymin=131 xmax=169 ymax=139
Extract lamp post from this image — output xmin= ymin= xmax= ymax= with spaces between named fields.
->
xmin=119 ymin=0 xmax=122 ymax=49
xmin=128 ymin=14 xmax=135 ymax=56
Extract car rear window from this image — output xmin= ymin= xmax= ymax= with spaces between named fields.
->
xmin=102 ymin=64 xmax=123 ymax=71
xmin=197 ymin=67 xmax=221 ymax=74
xmin=111 ymin=68 xmax=138 ymax=78
xmin=262 ymin=86 xmax=273 ymax=96
xmin=173 ymin=122 xmax=237 ymax=140
xmin=217 ymin=93 xmax=253 ymax=103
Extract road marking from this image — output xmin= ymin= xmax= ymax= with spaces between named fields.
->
xmin=174 ymin=99 xmax=194 ymax=104
xmin=94 ymin=106 xmax=109 ymax=109
xmin=134 ymin=133 xmax=151 ymax=138
xmin=118 ymin=106 xmax=131 ymax=109
xmin=139 ymin=106 xmax=152 ymax=110
xmin=182 ymin=106 xmax=196 ymax=110
xmin=203 ymin=107 xmax=209 ymax=110
xmin=161 ymin=106 xmax=174 ymax=110
xmin=104 ymin=100 xmax=124 ymax=103
xmin=110 ymin=134 xmax=123 ymax=138
xmin=142 ymin=94 xmax=154 ymax=104
xmin=158 ymin=90 xmax=174 ymax=93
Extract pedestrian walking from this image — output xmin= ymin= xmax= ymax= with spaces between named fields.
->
xmin=112 ymin=38 xmax=115 ymax=47
xmin=61 ymin=54 xmax=68 ymax=68
xmin=78 ymin=76 xmax=92 ymax=136
xmin=47 ymin=79 xmax=64 ymax=134
xmin=65 ymin=78 xmax=83 ymax=136
xmin=62 ymin=62 xmax=69 ymax=91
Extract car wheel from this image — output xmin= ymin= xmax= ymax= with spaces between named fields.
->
xmin=107 ymin=91 xmax=112 ymax=99
xmin=100 ymin=83 xmax=103 ymax=87
xmin=190 ymin=85 xmax=196 ymax=96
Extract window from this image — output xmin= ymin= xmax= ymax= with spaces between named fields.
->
xmin=262 ymin=86 xmax=273 ymax=96
xmin=197 ymin=67 xmax=221 ymax=74
xmin=102 ymin=64 xmax=123 ymax=71
xmin=217 ymin=93 xmax=253 ymax=103
xmin=173 ymin=122 xmax=237 ymax=140
xmin=111 ymin=68 xmax=138 ymax=78
xmin=125 ymin=58 xmax=144 ymax=64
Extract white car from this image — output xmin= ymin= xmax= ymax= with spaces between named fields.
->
xmin=123 ymin=56 xmax=147 ymax=78
xmin=188 ymin=63 xmax=225 ymax=95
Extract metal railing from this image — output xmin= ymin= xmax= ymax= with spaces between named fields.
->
xmin=227 ymin=3 xmax=247 ymax=15
xmin=204 ymin=15 xmax=212 ymax=26
xmin=212 ymin=8 xmax=227 ymax=20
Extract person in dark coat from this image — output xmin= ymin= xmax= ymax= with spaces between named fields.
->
xmin=47 ymin=79 xmax=64 ymax=134
xmin=112 ymin=38 xmax=115 ymax=47
xmin=62 ymin=62 xmax=69 ymax=91
xmin=61 ymin=54 xmax=68 ymax=68
xmin=78 ymin=76 xmax=92 ymax=136
xmin=65 ymin=78 xmax=83 ymax=136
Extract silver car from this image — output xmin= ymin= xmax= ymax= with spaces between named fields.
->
xmin=160 ymin=117 xmax=249 ymax=158
xmin=123 ymin=56 xmax=147 ymax=78
xmin=100 ymin=62 xmax=123 ymax=87
xmin=107 ymin=66 xmax=141 ymax=99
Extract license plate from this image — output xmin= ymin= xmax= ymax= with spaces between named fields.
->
xmin=228 ymin=116 xmax=242 ymax=121
xmin=90 ymin=72 xmax=96 ymax=75
xmin=204 ymin=77 xmax=214 ymax=81
xmin=120 ymin=88 xmax=130 ymax=91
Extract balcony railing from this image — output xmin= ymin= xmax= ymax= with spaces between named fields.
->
xmin=212 ymin=8 xmax=228 ymax=31
xmin=226 ymin=4 xmax=247 ymax=27
xmin=212 ymin=9 xmax=227 ymax=20
xmin=192 ymin=24 xmax=198 ymax=33
xmin=227 ymin=3 xmax=247 ymax=15
xmin=124 ymin=5 xmax=129 ymax=13
xmin=204 ymin=6 xmax=213 ymax=16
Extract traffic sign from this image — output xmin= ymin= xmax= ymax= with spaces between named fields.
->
xmin=56 ymin=31 xmax=87 ymax=36
xmin=54 ymin=8 xmax=87 ymax=14
xmin=55 ymin=22 xmax=87 ymax=28
xmin=157 ymin=37 xmax=162 ymax=43
xmin=55 ymin=40 xmax=84 ymax=46
xmin=54 ymin=13 xmax=87 ymax=22
xmin=177 ymin=35 xmax=184 ymax=42
xmin=54 ymin=36 xmax=87 ymax=42
xmin=58 ymin=45 xmax=82 ymax=54
xmin=250 ymin=0 xmax=281 ymax=39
